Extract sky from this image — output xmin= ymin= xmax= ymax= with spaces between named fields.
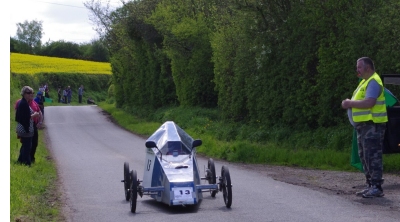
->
xmin=9 ymin=0 xmax=123 ymax=44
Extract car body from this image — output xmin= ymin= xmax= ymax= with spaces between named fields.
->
xmin=122 ymin=121 xmax=232 ymax=213
xmin=381 ymin=74 xmax=400 ymax=154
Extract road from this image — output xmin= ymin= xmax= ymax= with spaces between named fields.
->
xmin=45 ymin=105 xmax=400 ymax=222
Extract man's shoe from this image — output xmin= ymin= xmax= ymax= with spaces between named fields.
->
xmin=362 ymin=187 xmax=384 ymax=198
xmin=356 ymin=188 xmax=370 ymax=196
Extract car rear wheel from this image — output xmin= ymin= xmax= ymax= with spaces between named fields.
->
xmin=124 ymin=162 xmax=130 ymax=201
xmin=221 ymin=165 xmax=232 ymax=208
xmin=130 ymin=170 xmax=138 ymax=213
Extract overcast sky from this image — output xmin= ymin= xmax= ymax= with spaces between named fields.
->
xmin=9 ymin=0 xmax=122 ymax=44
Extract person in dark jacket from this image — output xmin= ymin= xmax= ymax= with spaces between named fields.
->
xmin=15 ymin=86 xmax=40 ymax=166
xmin=57 ymin=86 xmax=62 ymax=103
xmin=34 ymin=91 xmax=45 ymax=119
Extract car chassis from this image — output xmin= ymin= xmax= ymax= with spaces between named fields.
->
xmin=121 ymin=121 xmax=232 ymax=213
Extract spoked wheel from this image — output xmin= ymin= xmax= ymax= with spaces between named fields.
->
xmin=123 ymin=162 xmax=131 ymax=201
xmin=207 ymin=158 xmax=217 ymax=197
xmin=129 ymin=170 xmax=138 ymax=213
xmin=221 ymin=165 xmax=232 ymax=208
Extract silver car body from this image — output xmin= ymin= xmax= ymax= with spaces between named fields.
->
xmin=142 ymin=121 xmax=215 ymax=206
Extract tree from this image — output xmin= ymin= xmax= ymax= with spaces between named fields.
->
xmin=10 ymin=37 xmax=19 ymax=53
xmin=40 ymin=40 xmax=81 ymax=59
xmin=15 ymin=20 xmax=44 ymax=54
xmin=85 ymin=40 xmax=110 ymax=62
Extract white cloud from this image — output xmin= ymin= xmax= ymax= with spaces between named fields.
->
xmin=10 ymin=0 xmax=122 ymax=44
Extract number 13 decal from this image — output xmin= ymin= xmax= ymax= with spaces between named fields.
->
xmin=147 ymin=159 xmax=151 ymax=171
xmin=179 ymin=190 xmax=190 ymax=195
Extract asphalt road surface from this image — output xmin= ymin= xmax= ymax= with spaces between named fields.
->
xmin=45 ymin=105 xmax=400 ymax=222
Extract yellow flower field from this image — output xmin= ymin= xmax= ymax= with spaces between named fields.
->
xmin=10 ymin=53 xmax=112 ymax=75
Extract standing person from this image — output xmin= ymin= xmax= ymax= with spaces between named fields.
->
xmin=44 ymin=83 xmax=50 ymax=98
xmin=341 ymin=57 xmax=387 ymax=198
xmin=34 ymin=91 xmax=45 ymax=119
xmin=15 ymin=92 xmax=43 ymax=164
xmin=57 ymin=86 xmax=62 ymax=103
xmin=39 ymin=85 xmax=45 ymax=94
xmin=78 ymin=85 xmax=84 ymax=103
xmin=63 ymin=87 xmax=68 ymax=104
xmin=67 ymin=86 xmax=72 ymax=104
xmin=15 ymin=86 xmax=40 ymax=166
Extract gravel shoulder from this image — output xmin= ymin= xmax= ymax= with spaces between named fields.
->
xmin=237 ymin=163 xmax=400 ymax=212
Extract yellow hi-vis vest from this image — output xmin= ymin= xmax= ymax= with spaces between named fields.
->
xmin=351 ymin=72 xmax=388 ymax=123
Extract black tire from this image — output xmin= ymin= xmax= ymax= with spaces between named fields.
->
xmin=130 ymin=170 xmax=138 ymax=213
xmin=221 ymin=165 xmax=232 ymax=208
xmin=207 ymin=158 xmax=217 ymax=197
xmin=124 ymin=162 xmax=130 ymax=201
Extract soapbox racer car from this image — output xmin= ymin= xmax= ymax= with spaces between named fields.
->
xmin=121 ymin=121 xmax=233 ymax=213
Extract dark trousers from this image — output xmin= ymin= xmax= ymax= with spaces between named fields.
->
xmin=18 ymin=136 xmax=33 ymax=166
xmin=58 ymin=94 xmax=61 ymax=103
xmin=356 ymin=123 xmax=385 ymax=186
xmin=31 ymin=126 xmax=38 ymax=163
xmin=79 ymin=95 xmax=82 ymax=103
xmin=64 ymin=96 xmax=67 ymax=104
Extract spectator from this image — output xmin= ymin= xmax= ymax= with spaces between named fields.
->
xmin=66 ymin=86 xmax=72 ymax=104
xmin=15 ymin=86 xmax=40 ymax=166
xmin=78 ymin=85 xmax=84 ymax=103
xmin=341 ymin=57 xmax=387 ymax=198
xmin=34 ymin=91 xmax=45 ymax=119
xmin=63 ymin=87 xmax=67 ymax=104
xmin=39 ymin=85 xmax=45 ymax=94
xmin=44 ymin=83 xmax=50 ymax=98
xmin=15 ymin=92 xmax=43 ymax=164
xmin=57 ymin=86 xmax=62 ymax=103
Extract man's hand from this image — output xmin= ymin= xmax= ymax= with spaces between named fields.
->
xmin=341 ymin=99 xmax=352 ymax=109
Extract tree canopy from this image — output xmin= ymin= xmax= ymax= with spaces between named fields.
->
xmin=15 ymin=20 xmax=44 ymax=54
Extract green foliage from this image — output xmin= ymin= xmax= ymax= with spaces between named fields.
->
xmin=11 ymin=73 xmax=111 ymax=103
xmin=84 ymin=40 xmax=110 ymax=62
xmin=148 ymin=1 xmax=217 ymax=107
xmin=103 ymin=0 xmax=177 ymax=112
xmin=40 ymin=40 xmax=81 ymax=59
xmin=38 ymin=39 xmax=110 ymax=62
xmin=15 ymin=19 xmax=43 ymax=54
xmin=108 ymin=84 xmax=115 ymax=98
xmin=98 ymin=0 xmax=400 ymax=129
xmin=98 ymin=103 xmax=400 ymax=173
xmin=372 ymin=0 xmax=400 ymax=75
xmin=10 ymin=37 xmax=19 ymax=53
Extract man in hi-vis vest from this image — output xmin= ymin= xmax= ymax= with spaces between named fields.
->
xmin=341 ymin=57 xmax=387 ymax=198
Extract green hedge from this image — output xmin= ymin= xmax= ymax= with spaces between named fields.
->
xmin=104 ymin=0 xmax=400 ymax=130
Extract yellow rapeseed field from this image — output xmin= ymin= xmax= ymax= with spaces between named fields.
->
xmin=10 ymin=53 xmax=112 ymax=75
